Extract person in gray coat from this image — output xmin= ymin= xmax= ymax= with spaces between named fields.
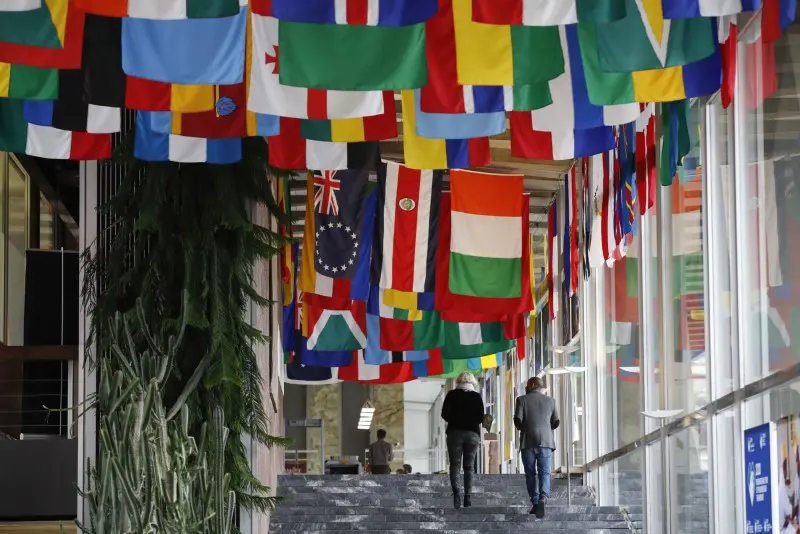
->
xmin=514 ymin=377 xmax=560 ymax=518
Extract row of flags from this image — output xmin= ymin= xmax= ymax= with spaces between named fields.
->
xmin=281 ymin=161 xmax=532 ymax=384
xmin=0 ymin=0 xmax=793 ymax=163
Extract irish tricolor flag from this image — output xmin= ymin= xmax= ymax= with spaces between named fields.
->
xmin=449 ymin=169 xmax=525 ymax=299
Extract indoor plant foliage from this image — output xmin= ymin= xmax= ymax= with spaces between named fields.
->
xmin=82 ymin=135 xmax=291 ymax=517
xmin=78 ymin=306 xmax=236 ymax=534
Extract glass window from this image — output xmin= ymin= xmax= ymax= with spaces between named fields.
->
xmin=737 ymin=15 xmax=800 ymax=385
xmin=667 ymin=101 xmax=709 ymax=414
xmin=7 ymin=156 xmax=25 ymax=345
xmin=669 ymin=423 xmax=710 ymax=532
xmin=712 ymin=408 xmax=742 ymax=533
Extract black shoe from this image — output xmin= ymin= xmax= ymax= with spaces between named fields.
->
xmin=529 ymin=505 xmax=537 ymax=515
xmin=535 ymin=498 xmax=546 ymax=519
xmin=463 ymin=494 xmax=472 ymax=508
xmin=453 ymin=493 xmax=462 ymax=509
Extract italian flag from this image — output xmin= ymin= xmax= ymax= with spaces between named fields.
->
xmin=448 ymin=169 xmax=525 ymax=299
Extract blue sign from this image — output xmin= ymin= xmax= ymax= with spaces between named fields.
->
xmin=744 ymin=423 xmax=775 ymax=534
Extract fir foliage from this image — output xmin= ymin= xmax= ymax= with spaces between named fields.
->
xmin=81 ymin=134 xmax=293 ymax=517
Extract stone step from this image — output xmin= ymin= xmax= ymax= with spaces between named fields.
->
xmin=278 ymin=488 xmax=594 ymax=496
xmin=277 ymin=497 xmax=599 ymax=507
xmin=269 ymin=530 xmax=631 ymax=534
xmin=273 ymin=513 xmax=626 ymax=523
xmin=274 ymin=506 xmax=625 ymax=517
xmin=270 ymin=522 xmax=631 ymax=532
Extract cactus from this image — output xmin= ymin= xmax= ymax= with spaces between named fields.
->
xmin=77 ymin=302 xmax=236 ymax=534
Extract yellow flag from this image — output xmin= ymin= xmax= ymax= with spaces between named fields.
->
xmin=452 ymin=0 xmax=513 ymax=86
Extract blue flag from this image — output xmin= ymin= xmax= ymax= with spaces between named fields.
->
xmin=122 ymin=5 xmax=246 ymax=85
xmin=413 ymin=89 xmax=505 ymax=139
xmin=271 ymin=0 xmax=437 ymax=26
xmin=134 ymin=111 xmax=242 ymax=164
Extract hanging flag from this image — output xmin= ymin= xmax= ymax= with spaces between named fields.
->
xmin=0 ymin=62 xmax=57 ymax=99
xmin=364 ymin=315 xmax=430 ymax=365
xmin=300 ymin=178 xmax=376 ymax=300
xmin=411 ymin=349 xmax=445 ymax=378
xmin=659 ymin=99 xmax=690 ymax=187
xmin=277 ymin=19 xmax=427 ymax=90
xmin=122 ymin=1 xmax=247 ymax=85
xmin=530 ymin=25 xmax=641 ymax=131
xmin=472 ymin=0 xmax=626 ymax=25
xmin=305 ymin=299 xmax=367 ymax=351
xmin=374 ymin=161 xmax=442 ymax=294
xmin=278 ymin=186 xmax=294 ymax=307
xmin=299 ymin=94 xmax=397 ymax=143
xmin=562 ymin=172 xmax=572 ymax=298
xmin=420 ymin=0 xmax=551 ymax=114
xmin=377 ymin=310 xmax=444 ymax=352
xmin=338 ymin=352 xmax=416 ymax=383
xmin=0 ymin=0 xmax=41 ymax=11
xmin=547 ymin=201 xmax=559 ymax=319
xmin=0 ymin=0 xmax=83 ymax=68
xmin=249 ymin=14 xmax=386 ymax=119
xmin=401 ymin=90 xmax=490 ymax=170
xmin=591 ymin=0 xmax=716 ymax=73
xmin=510 ymin=113 xmax=614 ymax=160
xmin=444 ymin=321 xmax=507 ymax=346
xmin=312 ymin=168 xmax=372 ymax=280
xmin=22 ymin=70 xmax=121 ymax=133
xmin=134 ymin=111 xmax=241 ymax=164
xmin=367 ymin=287 xmax=425 ymax=320
xmin=569 ymin=167 xmax=580 ymax=294
xmin=0 ymin=99 xmax=110 ymax=159
xmin=452 ymin=0 xmax=563 ymax=87
xmin=285 ymin=359 xmax=342 ymax=385
xmin=661 ymin=0 xmax=750 ymax=18
xmin=268 ymin=117 xmax=380 ymax=171
xmin=575 ymin=13 xmax=721 ymax=104
xmin=719 ymin=16 xmax=737 ymax=109
xmin=761 ymin=0 xmax=796 ymax=43
xmin=75 ymin=0 xmax=240 ymax=19
xmin=581 ymin=158 xmax=591 ymax=280
xmin=0 ymin=0 xmax=67 ymax=48
xmin=435 ymin=193 xmax=533 ymax=316
xmin=271 ymin=0 xmax=438 ymax=25
xmin=449 ymin=169 xmax=525 ymax=299
xmin=635 ymin=105 xmax=656 ymax=216
xmin=441 ymin=339 xmax=514 ymax=360
xmin=382 ymin=288 xmax=436 ymax=312
xmin=414 ymin=89 xmax=505 ymax=139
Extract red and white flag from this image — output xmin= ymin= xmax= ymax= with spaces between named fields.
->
xmin=569 ymin=165 xmax=579 ymax=295
xmin=547 ymin=201 xmax=559 ymax=320
xmin=635 ymin=104 xmax=656 ymax=216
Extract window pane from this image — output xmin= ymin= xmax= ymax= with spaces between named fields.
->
xmin=38 ymin=193 xmax=54 ymax=250
xmin=669 ymin=423 xmax=710 ymax=532
xmin=7 ymin=157 xmax=25 ymax=345
xmin=737 ymin=16 xmax=800 ymax=385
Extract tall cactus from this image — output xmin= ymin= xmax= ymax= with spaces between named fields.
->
xmin=77 ymin=300 xmax=236 ymax=534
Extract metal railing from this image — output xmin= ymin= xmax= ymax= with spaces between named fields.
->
xmin=0 ymin=376 xmax=71 ymax=439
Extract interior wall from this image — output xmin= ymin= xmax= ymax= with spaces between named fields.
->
xmin=340 ymin=382 xmax=370 ymax=461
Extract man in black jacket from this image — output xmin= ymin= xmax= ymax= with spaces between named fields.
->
xmin=514 ymin=377 xmax=560 ymax=518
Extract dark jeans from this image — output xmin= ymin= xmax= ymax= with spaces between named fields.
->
xmin=371 ymin=465 xmax=390 ymax=475
xmin=446 ymin=430 xmax=480 ymax=496
xmin=521 ymin=447 xmax=552 ymax=505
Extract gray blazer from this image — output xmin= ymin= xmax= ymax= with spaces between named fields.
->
xmin=514 ymin=391 xmax=560 ymax=450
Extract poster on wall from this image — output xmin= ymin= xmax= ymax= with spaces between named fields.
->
xmin=777 ymin=415 xmax=800 ymax=534
xmin=744 ymin=422 xmax=779 ymax=533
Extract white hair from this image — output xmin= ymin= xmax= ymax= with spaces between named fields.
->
xmin=455 ymin=372 xmax=478 ymax=387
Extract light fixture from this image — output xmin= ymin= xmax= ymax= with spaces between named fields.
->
xmin=549 ymin=344 xmax=581 ymax=354
xmin=545 ymin=367 xmax=570 ymax=375
xmin=641 ymin=409 xmax=684 ymax=419
xmin=358 ymin=400 xmax=375 ymax=430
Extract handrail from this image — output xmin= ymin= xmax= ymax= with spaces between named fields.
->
xmin=583 ymin=361 xmax=800 ymax=472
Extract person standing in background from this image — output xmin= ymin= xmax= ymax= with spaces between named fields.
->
xmin=368 ymin=429 xmax=393 ymax=475
xmin=514 ymin=377 xmax=560 ymax=519
xmin=441 ymin=372 xmax=485 ymax=509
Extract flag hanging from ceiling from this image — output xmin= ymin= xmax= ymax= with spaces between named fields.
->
xmin=299 ymin=91 xmax=397 ymax=142
xmin=300 ymin=177 xmax=376 ymax=300
xmin=449 ymin=169 xmax=525 ymax=299
xmin=0 ymin=0 xmax=41 ymax=11
xmin=413 ymin=89 xmax=506 ymax=139
xmin=471 ymin=0 xmax=627 ymax=25
xmin=149 ymin=109 xmax=279 ymax=138
xmin=249 ymin=14 xmax=386 ymax=118
xmin=382 ymin=288 xmax=436 ymax=312
xmin=591 ymin=0 xmax=716 ymax=73
xmin=22 ymin=70 xmax=121 ymax=133
xmin=452 ymin=0 xmax=563 ymax=87
xmin=547 ymin=201 xmax=559 ymax=319
xmin=575 ymin=11 xmax=722 ymax=104
xmin=530 ymin=25 xmax=641 ymax=131
xmin=0 ymin=0 xmax=84 ymax=68
xmin=279 ymin=189 xmax=294 ymax=307
xmin=338 ymin=353 xmax=415 ymax=384
xmin=0 ymin=62 xmax=57 ymax=99
xmin=134 ymin=111 xmax=242 ymax=164
xmin=719 ymin=16 xmax=737 ymax=109
xmin=277 ymin=18 xmax=427 ymax=91
xmin=376 ymin=310 xmax=445 ymax=352
xmin=285 ymin=359 xmax=341 ymax=385
xmin=411 ymin=349 xmax=445 ymax=377
xmin=312 ymin=168 xmax=371 ymax=280
xmin=271 ymin=0 xmax=438 ymax=25
xmin=510 ymin=113 xmax=615 ymax=160
xmin=305 ymin=299 xmax=367 ymax=351
xmin=268 ymin=117 xmax=381 ymax=171
xmin=0 ymin=99 xmax=111 ymax=159
xmin=76 ymin=0 xmax=240 ymax=19
xmin=0 ymin=0 xmax=67 ymax=48
xmin=635 ymin=106 xmax=656 ymax=216
xmin=364 ymin=315 xmax=430 ymax=365
xmin=443 ymin=321 xmax=507 ymax=347
xmin=373 ymin=161 xmax=442 ymax=295
xmin=435 ymin=193 xmax=533 ymax=316
xmin=420 ymin=0 xmax=551 ymax=114
xmin=661 ymin=0 xmax=750 ymax=18
xmin=122 ymin=2 xmax=246 ymax=85
xmin=401 ymin=90 xmax=490 ymax=170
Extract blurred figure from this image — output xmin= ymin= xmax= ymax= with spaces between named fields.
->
xmin=441 ymin=372 xmax=485 ymax=509
xmin=514 ymin=377 xmax=560 ymax=519
xmin=368 ymin=429 xmax=393 ymax=475
xmin=403 ymin=464 xmax=413 ymax=474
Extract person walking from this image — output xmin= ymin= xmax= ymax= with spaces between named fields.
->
xmin=368 ymin=429 xmax=393 ymax=475
xmin=441 ymin=372 xmax=485 ymax=509
xmin=514 ymin=377 xmax=560 ymax=518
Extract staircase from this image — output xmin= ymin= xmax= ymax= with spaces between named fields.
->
xmin=272 ymin=474 xmax=634 ymax=533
